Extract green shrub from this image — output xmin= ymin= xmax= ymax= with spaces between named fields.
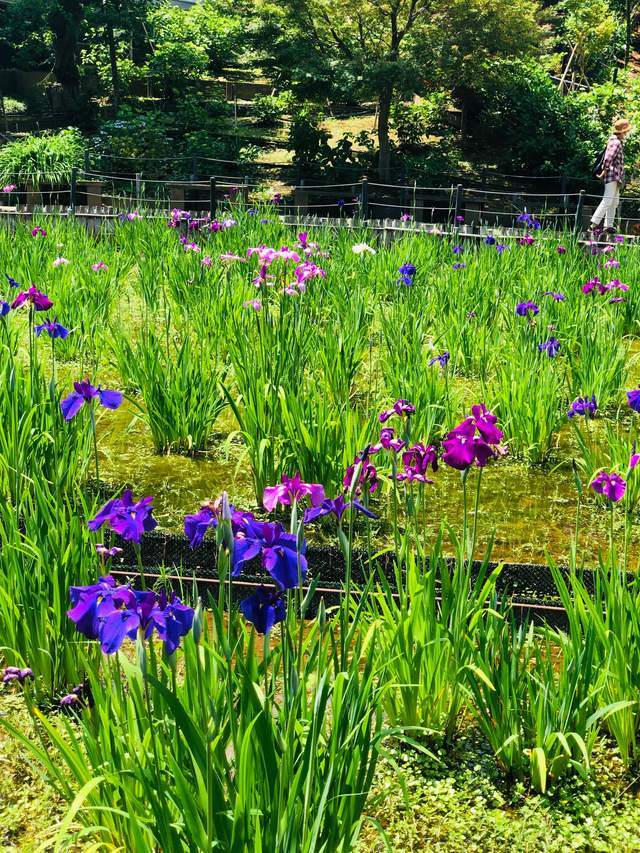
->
xmin=0 ymin=128 xmax=84 ymax=187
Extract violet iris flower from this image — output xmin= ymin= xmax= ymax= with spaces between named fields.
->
xmin=96 ymin=544 xmax=123 ymax=559
xmin=3 ymin=666 xmax=33 ymax=684
xmin=538 ymin=337 xmax=560 ymax=357
xmin=627 ymin=387 xmax=640 ymax=412
xmin=67 ymin=575 xmax=130 ymax=640
xmin=232 ymin=518 xmax=307 ymax=589
xmin=567 ymin=396 xmax=597 ymax=419
xmin=453 ymin=262 xmax=466 ymax=270
xmin=543 ymin=291 xmax=565 ymax=301
xmin=590 ymin=470 xmax=626 ymax=502
xmin=88 ymin=490 xmax=157 ymax=543
xmin=60 ymin=379 xmax=122 ymax=421
xmin=517 ymin=213 xmax=540 ymax=230
xmin=515 ymin=301 xmax=539 ymax=316
xmin=184 ymin=499 xmax=253 ymax=549
xmin=34 ymin=318 xmax=69 ymax=339
xmin=263 ymin=473 xmax=325 ymax=512
xmin=428 ymin=352 xmax=450 ymax=367
xmin=379 ymin=399 xmax=416 ymax=423
xmin=397 ymin=262 xmax=416 ymax=286
xmin=240 ymin=588 xmax=286 ymax=634
xmin=11 ymin=286 xmax=53 ymax=312
xmin=303 ymin=493 xmax=377 ymax=523
xmin=5 ymin=274 xmax=20 ymax=288
xmin=452 ymin=245 xmax=464 ymax=254
xmin=0 ymin=301 xmax=10 ymax=316
xmin=485 ymin=235 xmax=496 ymax=245
xmin=496 ymin=244 xmax=508 ymax=253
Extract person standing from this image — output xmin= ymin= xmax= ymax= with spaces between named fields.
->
xmin=589 ymin=118 xmax=632 ymax=236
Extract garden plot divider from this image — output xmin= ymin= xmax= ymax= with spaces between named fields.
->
xmin=105 ymin=530 xmax=617 ymax=631
xmin=4 ymin=171 xmax=640 ymax=237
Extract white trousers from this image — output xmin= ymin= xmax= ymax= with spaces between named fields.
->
xmin=591 ymin=181 xmax=620 ymax=229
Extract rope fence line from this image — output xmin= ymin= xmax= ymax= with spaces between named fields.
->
xmin=3 ymin=172 xmax=640 ymax=237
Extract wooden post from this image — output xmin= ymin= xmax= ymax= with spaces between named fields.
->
xmin=453 ymin=183 xmax=464 ymax=224
xmin=360 ymin=177 xmax=369 ymax=220
xmin=70 ymin=167 xmax=77 ymax=213
xmin=209 ymin=177 xmax=216 ymax=219
xmin=574 ymin=189 xmax=585 ymax=233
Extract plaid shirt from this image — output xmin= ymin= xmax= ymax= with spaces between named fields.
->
xmin=602 ymin=135 xmax=625 ymax=184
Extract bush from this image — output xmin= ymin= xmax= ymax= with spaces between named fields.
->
xmin=0 ymin=128 xmax=84 ymax=187
xmin=92 ymin=108 xmax=175 ymax=167
xmin=286 ymin=103 xmax=331 ymax=171
xmin=391 ymin=94 xmax=451 ymax=151
xmin=2 ymin=97 xmax=27 ymax=115
xmin=471 ymin=59 xmax=599 ymax=176
xmin=252 ymin=91 xmax=294 ymax=126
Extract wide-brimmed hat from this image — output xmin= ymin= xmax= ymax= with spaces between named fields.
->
xmin=613 ymin=118 xmax=632 ymax=135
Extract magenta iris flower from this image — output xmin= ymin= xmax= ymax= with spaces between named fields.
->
xmin=303 ymin=493 xmax=377 ymax=523
xmin=88 ymin=490 xmax=157 ymax=543
xmin=379 ymin=399 xmax=416 ymax=423
xmin=31 ymin=226 xmax=46 ymax=237
xmin=34 ymin=318 xmax=69 ymax=339
xmin=590 ymin=470 xmax=626 ymax=502
xmin=627 ymin=387 xmax=640 ymax=412
xmin=370 ymin=427 xmax=405 ymax=454
xmin=397 ymin=443 xmax=438 ymax=483
xmin=567 ymin=396 xmax=597 ymax=419
xmin=241 ymin=587 xmax=286 ymax=634
xmin=11 ymin=286 xmax=53 ymax=312
xmin=442 ymin=404 xmax=504 ymax=470
xmin=3 ymin=666 xmax=33 ymax=684
xmin=263 ymin=473 xmax=325 ymax=513
xmin=60 ymin=379 xmax=122 ymax=421
xmin=343 ymin=451 xmax=379 ymax=495
xmin=515 ymin=301 xmax=539 ymax=316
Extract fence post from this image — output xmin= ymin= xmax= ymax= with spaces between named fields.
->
xmin=453 ymin=183 xmax=464 ymax=224
xmin=360 ymin=177 xmax=369 ymax=220
xmin=574 ymin=189 xmax=585 ymax=234
xmin=70 ymin=167 xmax=77 ymax=214
xmin=209 ymin=177 xmax=216 ymax=219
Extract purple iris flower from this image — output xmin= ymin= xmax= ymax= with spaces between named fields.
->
xmin=11 ymin=286 xmax=53 ymax=312
xmin=3 ymin=666 xmax=33 ymax=684
xmin=397 ymin=443 xmax=438 ymax=483
xmin=567 ymin=396 xmax=597 ymax=419
xmin=379 ymin=399 xmax=416 ymax=423
xmin=263 ymin=473 xmax=325 ymax=513
xmin=60 ymin=379 xmax=122 ymax=421
xmin=543 ymin=291 xmax=565 ymax=302
xmin=517 ymin=213 xmax=540 ymax=230
xmin=96 ymin=544 xmax=123 ymax=560
xmin=428 ymin=352 xmax=450 ymax=368
xmin=0 ymin=301 xmax=10 ymax=316
xmin=6 ymin=274 xmax=20 ymax=288
xmin=88 ymin=490 xmax=157 ymax=543
xmin=496 ymin=244 xmax=508 ymax=253
xmin=397 ymin=262 xmax=416 ymax=286
xmin=557 ymin=245 xmax=566 ymax=254
xmin=184 ymin=499 xmax=253 ymax=548
xmin=453 ymin=262 xmax=466 ymax=270
xmin=590 ymin=470 xmax=626 ymax=502
xmin=370 ymin=426 xmax=405 ymax=454
xmin=538 ymin=338 xmax=560 ymax=357
xmin=233 ymin=518 xmax=306 ymax=589
xmin=67 ymin=575 xmax=131 ymax=640
xmin=452 ymin=245 xmax=464 ymax=254
xmin=343 ymin=456 xmax=379 ymax=495
xmin=303 ymin=493 xmax=377 ymax=523
xmin=157 ymin=591 xmax=195 ymax=654
xmin=485 ymin=235 xmax=496 ymax=245
xmin=34 ymin=318 xmax=69 ymax=339
xmin=240 ymin=587 xmax=286 ymax=634
xmin=515 ymin=301 xmax=539 ymax=316
xmin=442 ymin=404 xmax=504 ymax=471
xmin=627 ymin=387 xmax=640 ymax=412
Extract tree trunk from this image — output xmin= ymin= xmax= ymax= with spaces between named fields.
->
xmin=377 ymin=83 xmax=393 ymax=183
xmin=625 ymin=0 xmax=631 ymax=66
xmin=106 ymin=18 xmax=120 ymax=110
xmin=48 ymin=0 xmax=85 ymax=113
